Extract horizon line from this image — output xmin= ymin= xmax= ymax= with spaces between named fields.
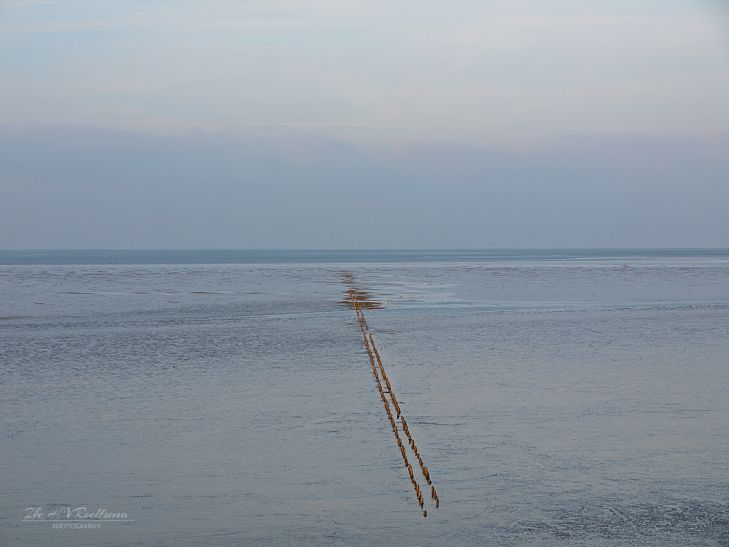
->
xmin=2 ymin=247 xmax=729 ymax=252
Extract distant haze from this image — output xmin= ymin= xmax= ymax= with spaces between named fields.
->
xmin=1 ymin=1 xmax=728 ymax=248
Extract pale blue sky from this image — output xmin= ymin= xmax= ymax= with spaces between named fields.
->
xmin=2 ymin=0 xmax=728 ymax=142
xmin=0 ymin=1 xmax=728 ymax=247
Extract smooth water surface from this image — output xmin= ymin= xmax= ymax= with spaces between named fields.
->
xmin=1 ymin=250 xmax=728 ymax=545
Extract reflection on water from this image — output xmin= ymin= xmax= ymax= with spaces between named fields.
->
xmin=1 ymin=250 xmax=728 ymax=546
xmin=341 ymin=272 xmax=437 ymax=518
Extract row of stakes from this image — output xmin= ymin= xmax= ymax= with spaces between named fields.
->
xmin=347 ymin=285 xmax=440 ymax=517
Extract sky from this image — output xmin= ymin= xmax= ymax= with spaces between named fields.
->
xmin=1 ymin=0 xmax=728 ymax=248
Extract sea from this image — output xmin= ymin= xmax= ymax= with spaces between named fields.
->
xmin=1 ymin=249 xmax=728 ymax=546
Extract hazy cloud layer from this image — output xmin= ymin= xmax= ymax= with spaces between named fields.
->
xmin=1 ymin=3 xmax=727 ymax=248
xmin=1 ymin=127 xmax=727 ymax=248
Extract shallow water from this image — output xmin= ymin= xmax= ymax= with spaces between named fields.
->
xmin=1 ymin=250 xmax=728 ymax=545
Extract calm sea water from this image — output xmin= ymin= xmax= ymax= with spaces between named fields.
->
xmin=1 ymin=250 xmax=728 ymax=546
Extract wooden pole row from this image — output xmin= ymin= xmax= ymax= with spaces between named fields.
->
xmin=343 ymin=276 xmax=440 ymax=517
